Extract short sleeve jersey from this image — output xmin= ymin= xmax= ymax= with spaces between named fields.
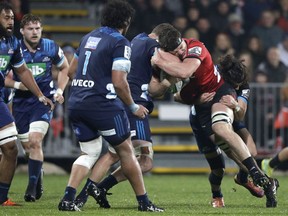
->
xmin=0 ymin=36 xmax=24 ymax=97
xmin=128 ymin=33 xmax=159 ymax=111
xmin=180 ymin=38 xmax=224 ymax=104
xmin=68 ymin=27 xmax=131 ymax=111
xmin=236 ymin=82 xmax=250 ymax=103
xmin=13 ymin=38 xmax=64 ymax=112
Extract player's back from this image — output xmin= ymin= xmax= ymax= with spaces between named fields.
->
xmin=128 ymin=33 xmax=158 ymax=105
xmin=69 ymin=26 xmax=130 ymax=111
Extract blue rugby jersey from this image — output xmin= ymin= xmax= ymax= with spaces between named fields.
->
xmin=68 ymin=26 xmax=131 ymax=111
xmin=236 ymin=82 xmax=250 ymax=103
xmin=12 ymin=38 xmax=65 ymax=112
xmin=0 ymin=36 xmax=24 ymax=92
xmin=128 ymin=33 xmax=159 ymax=113
xmin=1 ymin=87 xmax=13 ymax=104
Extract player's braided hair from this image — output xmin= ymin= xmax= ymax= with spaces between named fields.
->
xmin=20 ymin=14 xmax=42 ymax=28
xmin=101 ymin=0 xmax=135 ymax=30
xmin=218 ymin=54 xmax=248 ymax=87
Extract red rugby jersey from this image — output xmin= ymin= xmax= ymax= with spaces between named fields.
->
xmin=180 ymin=38 xmax=224 ymax=104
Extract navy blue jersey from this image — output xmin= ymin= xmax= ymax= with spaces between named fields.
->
xmin=68 ymin=27 xmax=131 ymax=111
xmin=12 ymin=38 xmax=65 ymax=112
xmin=128 ymin=33 xmax=159 ymax=112
xmin=0 ymin=36 xmax=24 ymax=91
xmin=1 ymin=87 xmax=13 ymax=104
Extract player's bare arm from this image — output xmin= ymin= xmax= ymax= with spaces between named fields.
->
xmin=67 ymin=57 xmax=78 ymax=80
xmin=54 ymin=56 xmax=70 ymax=104
xmin=148 ymin=74 xmax=178 ymax=98
xmin=112 ymin=70 xmax=148 ymax=119
xmin=151 ymin=48 xmax=200 ymax=79
xmin=4 ymin=72 xmax=27 ymax=91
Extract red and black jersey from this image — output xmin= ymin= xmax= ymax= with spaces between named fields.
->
xmin=180 ymin=38 xmax=224 ymax=105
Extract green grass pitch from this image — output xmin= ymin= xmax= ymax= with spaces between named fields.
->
xmin=2 ymin=173 xmax=288 ymax=215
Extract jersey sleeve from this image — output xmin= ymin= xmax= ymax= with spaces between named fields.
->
xmin=10 ymin=38 xmax=24 ymax=68
xmin=147 ymin=39 xmax=159 ymax=58
xmin=52 ymin=42 xmax=65 ymax=67
xmin=112 ymin=38 xmax=131 ymax=60
xmin=185 ymin=39 xmax=206 ymax=62
xmin=238 ymin=83 xmax=250 ymax=103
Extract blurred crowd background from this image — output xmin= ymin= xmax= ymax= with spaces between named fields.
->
xmin=5 ymin=0 xmax=288 ymax=159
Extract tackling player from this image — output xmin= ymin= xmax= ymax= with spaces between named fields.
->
xmin=151 ymin=28 xmax=279 ymax=208
xmin=188 ymin=59 xmax=264 ymax=207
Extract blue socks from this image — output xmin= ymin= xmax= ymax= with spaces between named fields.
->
xmin=63 ymin=186 xmax=76 ymax=201
xmin=98 ymin=175 xmax=118 ymax=191
xmin=0 ymin=182 xmax=10 ymax=203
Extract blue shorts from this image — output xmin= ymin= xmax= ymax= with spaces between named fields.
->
xmin=14 ymin=105 xmax=53 ymax=134
xmin=0 ymin=101 xmax=14 ymax=128
xmin=68 ymin=109 xmax=130 ymax=146
xmin=125 ymin=107 xmax=152 ymax=143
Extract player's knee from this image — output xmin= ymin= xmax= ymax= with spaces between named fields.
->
xmin=1 ymin=141 xmax=18 ymax=159
xmin=139 ymin=155 xmax=153 ymax=173
xmin=74 ymin=137 xmax=103 ymax=169
xmin=29 ymin=135 xmax=43 ymax=149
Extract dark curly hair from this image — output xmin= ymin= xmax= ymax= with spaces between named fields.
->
xmin=158 ymin=25 xmax=182 ymax=52
xmin=0 ymin=1 xmax=13 ymax=13
xmin=218 ymin=54 xmax=248 ymax=87
xmin=101 ymin=0 xmax=135 ymax=30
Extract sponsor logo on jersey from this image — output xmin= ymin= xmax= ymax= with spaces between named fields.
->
xmin=85 ymin=36 xmax=101 ymax=50
xmin=124 ymin=46 xmax=131 ymax=59
xmin=71 ymin=79 xmax=95 ymax=88
xmin=0 ymin=55 xmax=11 ymax=71
xmin=242 ymin=89 xmax=250 ymax=99
xmin=188 ymin=46 xmax=202 ymax=56
xmin=100 ymin=128 xmax=116 ymax=136
xmin=42 ymin=56 xmax=51 ymax=62
xmin=27 ymin=63 xmax=46 ymax=77
xmin=8 ymin=49 xmax=14 ymax=54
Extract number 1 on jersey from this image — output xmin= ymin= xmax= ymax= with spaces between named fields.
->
xmin=82 ymin=51 xmax=91 ymax=75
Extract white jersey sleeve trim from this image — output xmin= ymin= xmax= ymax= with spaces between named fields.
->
xmin=112 ymin=58 xmax=131 ymax=73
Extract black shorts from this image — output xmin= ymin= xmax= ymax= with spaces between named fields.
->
xmin=194 ymin=82 xmax=236 ymax=136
